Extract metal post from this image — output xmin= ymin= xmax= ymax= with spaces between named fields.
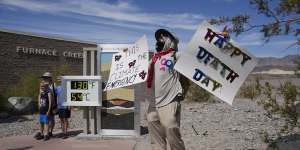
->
xmin=82 ymin=50 xmax=90 ymax=134
xmin=90 ymin=50 xmax=97 ymax=134
xmin=134 ymin=90 xmax=141 ymax=137
xmin=96 ymin=48 xmax=102 ymax=135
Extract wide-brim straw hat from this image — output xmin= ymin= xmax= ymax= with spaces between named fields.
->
xmin=41 ymin=72 xmax=52 ymax=78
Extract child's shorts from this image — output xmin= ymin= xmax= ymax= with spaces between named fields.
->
xmin=58 ymin=109 xmax=71 ymax=119
xmin=39 ymin=114 xmax=49 ymax=124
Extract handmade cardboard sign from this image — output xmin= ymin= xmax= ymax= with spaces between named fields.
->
xmin=104 ymin=36 xmax=149 ymax=91
xmin=174 ymin=21 xmax=258 ymax=105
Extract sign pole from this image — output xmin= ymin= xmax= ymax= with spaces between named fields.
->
xmin=90 ymin=50 xmax=96 ymax=135
xmin=82 ymin=49 xmax=89 ymax=135
xmin=96 ymin=48 xmax=102 ymax=135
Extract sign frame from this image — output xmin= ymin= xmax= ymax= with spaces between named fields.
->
xmin=97 ymin=43 xmax=141 ymax=137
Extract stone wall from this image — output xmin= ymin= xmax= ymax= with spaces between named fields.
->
xmin=0 ymin=31 xmax=97 ymax=93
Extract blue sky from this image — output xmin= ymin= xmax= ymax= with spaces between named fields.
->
xmin=0 ymin=0 xmax=299 ymax=57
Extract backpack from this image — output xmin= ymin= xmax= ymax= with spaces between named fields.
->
xmin=51 ymin=84 xmax=58 ymax=114
xmin=51 ymin=84 xmax=57 ymax=106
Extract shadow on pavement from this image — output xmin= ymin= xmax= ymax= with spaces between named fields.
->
xmin=267 ymin=133 xmax=300 ymax=150
xmin=52 ymin=130 xmax=83 ymax=138
xmin=0 ymin=115 xmax=33 ymax=124
xmin=6 ymin=146 xmax=34 ymax=150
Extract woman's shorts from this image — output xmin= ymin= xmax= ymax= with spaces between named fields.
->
xmin=39 ymin=114 xmax=49 ymax=124
xmin=58 ymin=109 xmax=71 ymax=118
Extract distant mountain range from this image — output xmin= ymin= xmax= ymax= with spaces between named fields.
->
xmin=100 ymin=54 xmax=299 ymax=74
xmin=253 ymin=54 xmax=300 ymax=72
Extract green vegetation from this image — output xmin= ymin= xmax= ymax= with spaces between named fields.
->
xmin=4 ymin=71 xmax=40 ymax=100
xmin=259 ymin=129 xmax=279 ymax=149
xmin=239 ymin=78 xmax=299 ymax=143
xmin=51 ymin=64 xmax=70 ymax=82
xmin=0 ymin=65 xmax=70 ymax=112
xmin=210 ymin=0 xmax=300 ymax=145
xmin=277 ymin=82 xmax=298 ymax=133
xmin=185 ymin=81 xmax=213 ymax=103
xmin=210 ymin=0 xmax=300 ymax=46
xmin=239 ymin=76 xmax=262 ymax=100
xmin=0 ymin=94 xmax=7 ymax=112
xmin=178 ymin=74 xmax=213 ymax=103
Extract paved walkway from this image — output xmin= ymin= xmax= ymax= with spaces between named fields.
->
xmin=0 ymin=132 xmax=137 ymax=150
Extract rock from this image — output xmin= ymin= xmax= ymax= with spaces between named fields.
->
xmin=0 ymin=112 xmax=9 ymax=119
xmin=234 ymin=108 xmax=240 ymax=111
xmin=245 ymin=137 xmax=254 ymax=141
xmin=230 ymin=127 xmax=239 ymax=132
xmin=7 ymin=97 xmax=37 ymax=115
xmin=202 ymin=130 xmax=208 ymax=136
xmin=244 ymin=109 xmax=254 ymax=113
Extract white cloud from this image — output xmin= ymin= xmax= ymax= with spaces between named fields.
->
xmin=0 ymin=0 xmax=205 ymax=30
xmin=236 ymin=32 xmax=297 ymax=49
xmin=237 ymin=32 xmax=264 ymax=46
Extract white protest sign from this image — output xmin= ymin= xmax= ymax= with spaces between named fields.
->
xmin=104 ymin=36 xmax=149 ymax=91
xmin=174 ymin=21 xmax=258 ymax=105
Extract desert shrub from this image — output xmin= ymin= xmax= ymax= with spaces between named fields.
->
xmin=185 ymin=81 xmax=212 ymax=103
xmin=277 ymin=82 xmax=299 ymax=132
xmin=4 ymin=71 xmax=40 ymax=100
xmin=239 ymin=77 xmax=262 ymax=100
xmin=0 ymin=94 xmax=7 ymax=112
xmin=257 ymin=82 xmax=280 ymax=114
xmin=3 ymin=65 xmax=70 ymax=107
xmin=259 ymin=130 xmax=271 ymax=143
xmin=51 ymin=64 xmax=70 ymax=82
xmin=254 ymin=81 xmax=299 ymax=147
xmin=259 ymin=129 xmax=279 ymax=149
xmin=258 ymin=81 xmax=299 ymax=134
xmin=240 ymin=76 xmax=300 ymax=143
xmin=250 ymin=61 xmax=300 ymax=144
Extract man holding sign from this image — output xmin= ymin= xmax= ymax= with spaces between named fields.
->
xmin=146 ymin=29 xmax=186 ymax=150
xmin=146 ymin=22 xmax=256 ymax=149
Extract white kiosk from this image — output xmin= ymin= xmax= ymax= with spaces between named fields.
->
xmin=62 ymin=45 xmax=142 ymax=138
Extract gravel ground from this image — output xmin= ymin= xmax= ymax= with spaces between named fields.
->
xmin=0 ymin=110 xmax=85 ymax=138
xmin=136 ymin=98 xmax=300 ymax=150
xmin=1 ymin=99 xmax=299 ymax=150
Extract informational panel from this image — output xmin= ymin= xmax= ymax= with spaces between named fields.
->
xmin=62 ymin=76 xmax=101 ymax=106
xmin=98 ymin=43 xmax=136 ymax=131
xmin=174 ymin=21 xmax=258 ymax=105
xmin=104 ymin=36 xmax=149 ymax=91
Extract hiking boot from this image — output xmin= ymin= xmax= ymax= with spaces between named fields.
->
xmin=34 ymin=132 xmax=43 ymax=140
xmin=44 ymin=134 xmax=50 ymax=141
xmin=48 ymin=132 xmax=53 ymax=137
xmin=62 ymin=133 xmax=68 ymax=139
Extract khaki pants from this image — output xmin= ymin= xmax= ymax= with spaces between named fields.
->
xmin=147 ymin=97 xmax=185 ymax=150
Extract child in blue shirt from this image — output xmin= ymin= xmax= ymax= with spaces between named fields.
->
xmin=34 ymin=81 xmax=52 ymax=141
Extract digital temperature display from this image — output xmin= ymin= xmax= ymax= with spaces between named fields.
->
xmin=62 ymin=76 xmax=101 ymax=106
xmin=70 ymin=93 xmax=83 ymax=101
xmin=71 ymin=81 xmax=88 ymax=90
